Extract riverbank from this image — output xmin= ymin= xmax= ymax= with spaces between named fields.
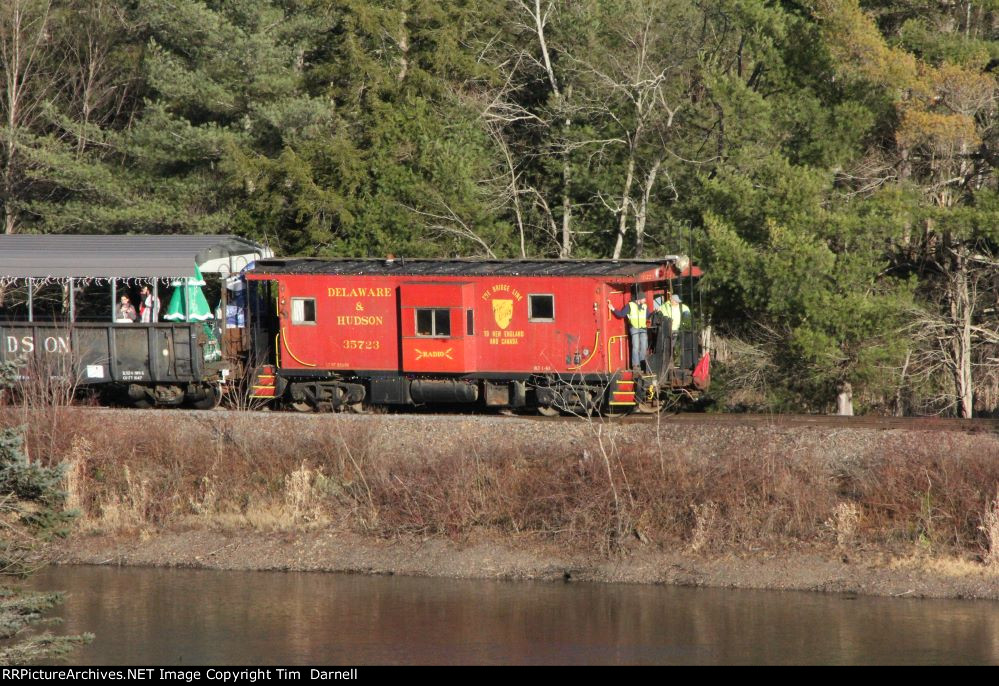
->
xmin=57 ymin=528 xmax=999 ymax=600
xmin=9 ymin=407 xmax=999 ymax=599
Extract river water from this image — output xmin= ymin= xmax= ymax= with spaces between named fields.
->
xmin=26 ymin=566 xmax=999 ymax=665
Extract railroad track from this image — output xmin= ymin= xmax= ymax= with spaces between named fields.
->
xmin=593 ymin=412 xmax=999 ymax=432
xmin=490 ymin=410 xmax=999 ymax=432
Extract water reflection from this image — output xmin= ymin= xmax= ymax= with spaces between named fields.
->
xmin=27 ymin=566 xmax=999 ymax=665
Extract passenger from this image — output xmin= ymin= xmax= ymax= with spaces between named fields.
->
xmin=607 ymin=291 xmax=648 ymax=371
xmin=225 ymin=275 xmax=246 ymax=328
xmin=139 ymin=285 xmax=158 ymax=323
xmin=117 ymin=294 xmax=137 ymax=323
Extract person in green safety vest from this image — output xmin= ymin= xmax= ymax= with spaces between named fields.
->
xmin=607 ymin=292 xmax=648 ymax=371
xmin=658 ymin=293 xmax=691 ymax=361
xmin=659 ymin=293 xmax=691 ymax=334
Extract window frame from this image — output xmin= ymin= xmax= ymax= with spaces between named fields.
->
xmin=290 ymin=297 xmax=317 ymax=326
xmin=415 ymin=307 xmax=452 ymax=338
xmin=528 ymin=293 xmax=555 ymax=323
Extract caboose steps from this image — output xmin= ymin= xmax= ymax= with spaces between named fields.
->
xmin=606 ymin=372 xmax=642 ymax=407
xmin=249 ymin=365 xmax=278 ymax=398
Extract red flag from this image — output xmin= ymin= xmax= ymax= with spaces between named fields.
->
xmin=692 ymin=352 xmax=710 ymax=390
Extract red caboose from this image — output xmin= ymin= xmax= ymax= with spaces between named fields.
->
xmin=243 ymin=258 xmax=708 ymax=413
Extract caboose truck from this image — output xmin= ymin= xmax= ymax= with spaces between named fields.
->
xmin=244 ymin=258 xmax=710 ymax=414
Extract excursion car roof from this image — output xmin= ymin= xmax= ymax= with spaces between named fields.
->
xmin=0 ymin=234 xmax=271 ymax=280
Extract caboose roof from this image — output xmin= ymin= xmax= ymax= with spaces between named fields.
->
xmin=251 ymin=257 xmax=698 ymax=279
xmin=0 ymin=234 xmax=272 ymax=280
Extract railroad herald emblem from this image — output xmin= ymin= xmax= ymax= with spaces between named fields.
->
xmin=492 ymin=299 xmax=514 ymax=330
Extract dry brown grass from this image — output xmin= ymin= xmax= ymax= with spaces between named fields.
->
xmin=826 ymin=502 xmax=860 ymax=549
xmin=689 ymin=501 xmax=721 ymax=553
xmin=889 ymin=554 xmax=989 ymax=578
xmin=981 ymin=488 xmax=999 ymax=568
xmin=3 ymin=405 xmax=999 ymax=562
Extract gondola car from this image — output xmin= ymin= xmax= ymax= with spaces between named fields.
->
xmin=0 ymin=234 xmax=271 ymax=407
xmin=243 ymin=257 xmax=710 ymax=414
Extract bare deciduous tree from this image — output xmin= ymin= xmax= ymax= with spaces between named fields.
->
xmin=0 ymin=0 xmax=54 ymax=234
xmin=562 ymin=0 xmax=693 ymax=259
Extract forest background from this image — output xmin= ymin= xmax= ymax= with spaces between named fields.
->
xmin=2 ymin=0 xmax=999 ymax=416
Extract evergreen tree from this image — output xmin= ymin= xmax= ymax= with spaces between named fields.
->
xmin=223 ymin=0 xmax=515 ymax=257
xmin=814 ymin=0 xmax=999 ymax=416
xmin=0 ymin=362 xmax=90 ymax=664
xmin=2 ymin=0 xmax=996 ymax=413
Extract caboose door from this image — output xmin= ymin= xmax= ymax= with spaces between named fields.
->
xmin=399 ymin=282 xmax=476 ymax=374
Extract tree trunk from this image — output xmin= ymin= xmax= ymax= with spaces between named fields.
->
xmin=558 ymin=87 xmax=572 ymax=258
xmin=528 ymin=1 xmax=573 ymax=258
xmin=633 ymin=157 xmax=662 ymax=258
xmin=397 ymin=11 xmax=408 ymax=81
xmin=491 ymin=124 xmax=527 ymax=258
xmin=3 ymin=145 xmax=17 ymax=233
xmin=893 ymin=349 xmax=911 ymax=417
xmin=3 ymin=194 xmax=14 ymax=234
xmin=948 ymin=245 xmax=974 ymax=418
xmin=836 ymin=382 xmax=854 ymax=416
xmin=611 ymin=150 xmax=636 ymax=260
xmin=559 ymin=130 xmax=572 ymax=256
xmin=1 ymin=0 xmax=54 ymax=235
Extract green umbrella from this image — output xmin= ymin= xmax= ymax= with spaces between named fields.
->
xmin=163 ymin=264 xmax=221 ymax=362
xmin=163 ymin=264 xmax=214 ymax=322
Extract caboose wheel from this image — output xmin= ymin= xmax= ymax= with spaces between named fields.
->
xmin=537 ymin=404 xmax=559 ymax=417
xmin=290 ymin=400 xmax=313 ymax=412
xmin=347 ymin=401 xmax=367 ymax=414
xmin=189 ymin=384 xmax=223 ymax=410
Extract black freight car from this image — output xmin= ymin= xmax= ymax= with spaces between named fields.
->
xmin=0 ymin=234 xmax=270 ymax=407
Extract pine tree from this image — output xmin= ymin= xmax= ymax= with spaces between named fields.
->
xmin=0 ymin=362 xmax=90 ymax=664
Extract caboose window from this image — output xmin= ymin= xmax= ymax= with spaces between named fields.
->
xmin=416 ymin=308 xmax=450 ymax=337
xmin=291 ymin=298 xmax=316 ymax=325
xmin=528 ymin=294 xmax=555 ymax=322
